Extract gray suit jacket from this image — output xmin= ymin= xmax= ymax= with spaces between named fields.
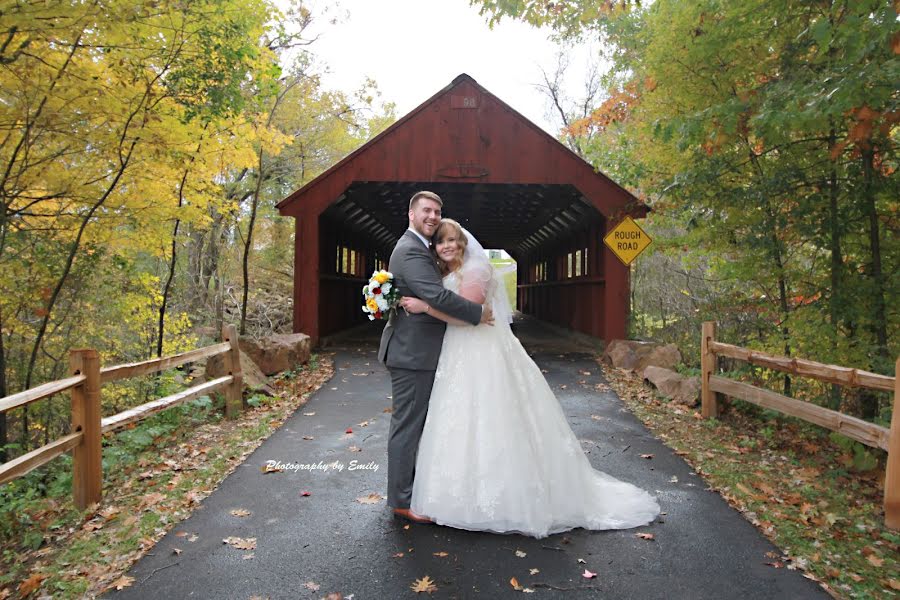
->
xmin=378 ymin=230 xmax=482 ymax=370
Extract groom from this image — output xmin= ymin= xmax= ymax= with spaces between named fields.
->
xmin=378 ymin=190 xmax=492 ymax=522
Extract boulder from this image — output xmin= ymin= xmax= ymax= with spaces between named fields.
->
xmin=239 ymin=333 xmax=311 ymax=376
xmin=602 ymin=340 xmax=682 ymax=372
xmin=641 ymin=365 xmax=700 ymax=406
xmin=206 ymin=350 xmax=276 ymax=397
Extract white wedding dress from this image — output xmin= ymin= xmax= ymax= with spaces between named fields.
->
xmin=410 ymin=270 xmax=660 ymax=538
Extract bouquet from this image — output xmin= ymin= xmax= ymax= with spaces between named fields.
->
xmin=362 ymin=269 xmax=399 ymax=320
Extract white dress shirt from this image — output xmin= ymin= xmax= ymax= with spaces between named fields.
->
xmin=407 ymin=227 xmax=431 ymax=249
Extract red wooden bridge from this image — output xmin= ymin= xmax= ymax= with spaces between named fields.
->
xmin=276 ymin=74 xmax=648 ymax=344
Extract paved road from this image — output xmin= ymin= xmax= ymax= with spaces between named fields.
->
xmin=107 ymin=319 xmax=827 ymax=599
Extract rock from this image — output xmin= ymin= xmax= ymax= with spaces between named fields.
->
xmin=239 ymin=333 xmax=311 ymax=376
xmin=206 ymin=350 xmax=276 ymax=397
xmin=641 ymin=366 xmax=700 ymax=406
xmin=602 ymin=340 xmax=682 ymax=372
xmin=641 ymin=344 xmax=682 ymax=372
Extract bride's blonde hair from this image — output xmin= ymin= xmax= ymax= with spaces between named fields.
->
xmin=432 ymin=218 xmax=468 ymax=276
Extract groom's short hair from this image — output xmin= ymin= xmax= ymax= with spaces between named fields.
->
xmin=409 ymin=190 xmax=443 ymax=211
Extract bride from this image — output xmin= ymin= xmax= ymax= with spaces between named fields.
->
xmin=399 ymin=218 xmax=660 ymax=538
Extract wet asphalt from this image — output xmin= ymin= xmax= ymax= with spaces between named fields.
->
xmin=105 ymin=318 xmax=828 ymax=600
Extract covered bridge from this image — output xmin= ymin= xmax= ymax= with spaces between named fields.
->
xmin=276 ymin=74 xmax=648 ymax=345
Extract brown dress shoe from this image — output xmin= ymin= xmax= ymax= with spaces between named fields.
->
xmin=392 ymin=508 xmax=434 ymax=523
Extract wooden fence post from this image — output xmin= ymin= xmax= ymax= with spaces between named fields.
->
xmin=70 ymin=349 xmax=102 ymax=510
xmin=885 ymin=357 xmax=900 ymax=529
xmin=701 ymin=321 xmax=718 ymax=419
xmin=223 ymin=324 xmax=243 ymax=419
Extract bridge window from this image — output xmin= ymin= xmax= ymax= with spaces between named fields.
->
xmin=336 ymin=246 xmax=363 ymax=276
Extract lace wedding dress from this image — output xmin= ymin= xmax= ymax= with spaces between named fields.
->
xmin=410 ymin=270 xmax=660 ymax=538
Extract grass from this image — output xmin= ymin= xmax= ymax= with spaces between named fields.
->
xmin=0 ymin=354 xmax=334 ymax=599
xmin=599 ymin=360 xmax=899 ymax=599
xmin=490 ymin=258 xmax=517 ymax=310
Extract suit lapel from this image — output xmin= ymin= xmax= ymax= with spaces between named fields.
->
xmin=402 ymin=229 xmax=439 ymax=276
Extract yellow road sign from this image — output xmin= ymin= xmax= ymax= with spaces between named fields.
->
xmin=603 ymin=216 xmax=652 ymax=266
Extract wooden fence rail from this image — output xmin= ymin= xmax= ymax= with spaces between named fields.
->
xmin=0 ymin=325 xmax=243 ymax=508
xmin=700 ymin=321 xmax=900 ymax=529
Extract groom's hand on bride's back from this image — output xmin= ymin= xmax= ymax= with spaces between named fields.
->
xmin=480 ymin=305 xmax=494 ymax=326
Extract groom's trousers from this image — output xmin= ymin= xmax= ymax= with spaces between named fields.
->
xmin=387 ymin=367 xmax=436 ymax=509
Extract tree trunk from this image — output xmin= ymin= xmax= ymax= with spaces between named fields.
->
xmin=862 ymin=149 xmax=888 ymax=361
xmin=861 ymin=149 xmax=887 ymax=418
xmin=241 ymin=155 xmax=265 ymax=335
xmin=0 ymin=307 xmax=6 ymax=462
xmin=158 ymin=128 xmax=208 ymax=357
xmin=827 ymin=125 xmax=843 ymax=409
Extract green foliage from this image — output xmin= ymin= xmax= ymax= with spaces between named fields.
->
xmin=475 ymin=0 xmax=898 ymax=420
xmin=828 ymin=433 xmax=880 ymax=472
xmin=0 ymin=1 xmax=395 ymax=460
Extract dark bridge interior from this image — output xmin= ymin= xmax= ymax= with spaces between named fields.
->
xmin=320 ymin=182 xmax=610 ymax=340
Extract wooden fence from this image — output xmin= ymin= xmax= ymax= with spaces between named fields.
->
xmin=700 ymin=321 xmax=899 ymax=529
xmin=0 ymin=325 xmax=244 ymax=509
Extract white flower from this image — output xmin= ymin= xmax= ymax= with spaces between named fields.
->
xmin=381 ymin=282 xmax=392 ymax=294
xmin=375 ymin=296 xmax=388 ymax=311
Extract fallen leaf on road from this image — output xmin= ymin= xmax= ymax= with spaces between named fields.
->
xmin=261 ymin=464 xmax=282 ymax=473
xmin=577 ymin=558 xmax=586 ymax=564
xmin=230 ymin=509 xmax=251 ymax=517
xmin=348 ymin=446 xmax=362 ymax=452
xmin=302 ymin=435 xmax=314 ymax=440
xmin=300 ymin=491 xmax=311 ymax=497
xmin=356 ymin=493 xmax=384 ymax=504
xmin=765 ymin=561 xmax=784 ymax=568
xmin=529 ymin=568 xmax=540 ymax=575
xmin=510 ymin=577 xmax=522 ymax=591
xmin=303 ymin=412 xmax=316 ymax=416
xmin=583 ymin=569 xmax=597 ymax=579
xmin=433 ymin=552 xmax=448 ymax=557
xmin=515 ymin=550 xmax=526 ymax=557
xmin=242 ymin=554 xmax=254 ymax=560
xmin=411 ymin=576 xmax=437 ymax=593
xmin=173 ymin=548 xmax=182 ymax=555
xmin=223 ymin=537 xmax=256 ymax=550
xmin=188 ymin=534 xmax=198 ymax=542
xmin=636 ymin=533 xmax=655 ymax=540
xmin=110 ymin=575 xmax=135 ymax=590
xmin=640 ymin=454 xmax=654 ymax=459
xmin=304 ymin=582 xmax=320 ymax=591
xmin=345 ymin=428 xmax=353 ymax=434
xmin=392 ymin=552 xmax=404 ymax=558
